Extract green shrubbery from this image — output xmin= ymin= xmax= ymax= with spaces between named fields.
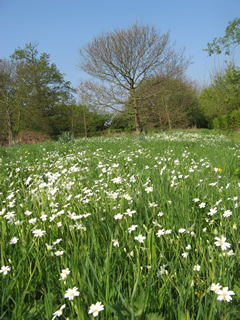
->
xmin=213 ymin=110 xmax=240 ymax=131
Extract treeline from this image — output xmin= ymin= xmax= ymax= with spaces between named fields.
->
xmin=0 ymin=42 xmax=239 ymax=145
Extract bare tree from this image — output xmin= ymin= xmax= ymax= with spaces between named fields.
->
xmin=78 ymin=22 xmax=190 ymax=133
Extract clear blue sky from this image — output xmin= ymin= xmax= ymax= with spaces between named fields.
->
xmin=1 ymin=0 xmax=240 ymax=99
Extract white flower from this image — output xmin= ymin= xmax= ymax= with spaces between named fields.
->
xmin=112 ymin=239 xmax=119 ymax=247
xmin=32 ymin=229 xmax=46 ymax=237
xmin=178 ymin=228 xmax=186 ymax=233
xmin=64 ymin=287 xmax=79 ymax=300
xmin=10 ymin=237 xmax=19 ymax=244
xmin=216 ymin=287 xmax=235 ymax=302
xmin=0 ymin=266 xmax=11 ymax=275
xmin=208 ymin=207 xmax=217 ymax=216
xmin=134 ymin=234 xmax=146 ymax=243
xmin=145 ymin=186 xmax=153 ymax=193
xmin=60 ymin=268 xmax=70 ymax=280
xmin=52 ymin=304 xmax=66 ymax=319
xmin=227 ymin=250 xmax=234 ymax=256
xmin=156 ymin=265 xmax=168 ymax=276
xmin=55 ymin=250 xmax=64 ymax=256
xmin=128 ymin=225 xmax=138 ymax=233
xmin=223 ymin=210 xmax=232 ymax=218
xmin=182 ymin=252 xmax=188 ymax=259
xmin=210 ymin=283 xmax=222 ymax=292
xmin=193 ymin=265 xmax=200 ymax=271
xmin=199 ymin=202 xmax=206 ymax=208
xmin=186 ymin=245 xmax=191 ymax=250
xmin=214 ymin=235 xmax=231 ymax=251
xmin=124 ymin=209 xmax=136 ymax=217
xmin=88 ymin=301 xmax=104 ymax=317
xmin=114 ymin=213 xmax=123 ymax=220
xmin=156 ymin=229 xmax=165 ymax=237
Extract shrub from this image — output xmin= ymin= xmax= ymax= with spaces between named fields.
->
xmin=58 ymin=131 xmax=75 ymax=143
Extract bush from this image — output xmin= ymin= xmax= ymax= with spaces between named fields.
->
xmin=213 ymin=110 xmax=240 ymax=131
xmin=58 ymin=132 xmax=75 ymax=143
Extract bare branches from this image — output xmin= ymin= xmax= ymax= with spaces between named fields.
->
xmin=78 ymin=22 xmax=190 ymax=132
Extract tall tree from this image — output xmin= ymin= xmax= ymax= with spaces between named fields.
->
xmin=10 ymin=43 xmax=75 ymax=133
xmin=204 ymin=17 xmax=240 ymax=56
xmin=78 ymin=22 xmax=190 ymax=133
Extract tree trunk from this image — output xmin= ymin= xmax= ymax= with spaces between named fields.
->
xmin=131 ymin=88 xmax=141 ymax=134
xmin=83 ymin=105 xmax=87 ymax=137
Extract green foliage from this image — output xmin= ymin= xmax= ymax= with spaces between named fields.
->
xmin=204 ymin=17 xmax=240 ymax=56
xmin=58 ymin=131 xmax=75 ymax=143
xmin=198 ymin=64 xmax=240 ymax=126
xmin=213 ymin=110 xmax=240 ymax=131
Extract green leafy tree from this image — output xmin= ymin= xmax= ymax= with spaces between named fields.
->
xmin=9 ymin=43 xmax=75 ymax=134
xmin=198 ymin=63 xmax=240 ymax=125
xmin=204 ymin=17 xmax=240 ymax=56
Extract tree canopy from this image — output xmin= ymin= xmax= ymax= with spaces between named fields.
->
xmin=78 ymin=22 xmax=190 ymax=132
xmin=204 ymin=17 xmax=240 ymax=56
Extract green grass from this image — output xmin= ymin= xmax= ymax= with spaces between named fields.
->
xmin=0 ymin=131 xmax=240 ymax=319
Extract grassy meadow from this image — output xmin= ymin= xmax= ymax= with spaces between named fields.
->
xmin=0 ymin=131 xmax=240 ymax=319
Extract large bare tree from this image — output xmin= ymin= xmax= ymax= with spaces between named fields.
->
xmin=78 ymin=22 xmax=190 ymax=133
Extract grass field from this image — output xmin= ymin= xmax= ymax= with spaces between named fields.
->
xmin=0 ymin=131 xmax=240 ymax=319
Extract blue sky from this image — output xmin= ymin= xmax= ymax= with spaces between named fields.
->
xmin=1 ymin=0 xmax=240 ymax=98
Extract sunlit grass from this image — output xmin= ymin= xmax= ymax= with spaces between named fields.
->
xmin=0 ymin=131 xmax=240 ymax=319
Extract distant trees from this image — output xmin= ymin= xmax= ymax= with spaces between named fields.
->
xmin=78 ymin=22 xmax=190 ymax=133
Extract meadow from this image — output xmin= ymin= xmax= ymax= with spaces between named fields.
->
xmin=0 ymin=131 xmax=240 ymax=319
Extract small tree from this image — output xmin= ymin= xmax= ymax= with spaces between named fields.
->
xmin=78 ymin=22 xmax=190 ymax=133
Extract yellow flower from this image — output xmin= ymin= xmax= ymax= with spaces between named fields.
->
xmin=217 ymin=168 xmax=222 ymax=172
xmin=25 ymin=151 xmax=28 ymax=154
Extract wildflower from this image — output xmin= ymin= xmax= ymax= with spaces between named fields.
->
xmin=145 ymin=186 xmax=153 ymax=193
xmin=208 ymin=207 xmax=217 ymax=216
xmin=156 ymin=265 xmax=168 ymax=276
xmin=158 ymin=212 xmax=164 ymax=217
xmin=199 ymin=202 xmax=206 ymax=208
xmin=186 ymin=245 xmax=191 ymax=250
xmin=124 ymin=209 xmax=136 ymax=217
xmin=214 ymin=236 xmax=231 ymax=251
xmin=64 ymin=287 xmax=80 ymax=300
xmin=233 ymin=223 xmax=237 ymax=230
xmin=210 ymin=283 xmax=222 ymax=292
xmin=182 ymin=252 xmax=188 ymax=259
xmin=60 ymin=268 xmax=70 ymax=280
xmin=223 ymin=210 xmax=232 ymax=218
xmin=128 ymin=225 xmax=138 ymax=233
xmin=0 ymin=266 xmax=11 ymax=275
xmin=32 ymin=229 xmax=46 ymax=237
xmin=178 ymin=228 xmax=186 ymax=233
xmin=193 ymin=265 xmax=201 ymax=271
xmin=112 ymin=239 xmax=119 ymax=247
xmin=88 ymin=301 xmax=104 ymax=317
xmin=114 ymin=213 xmax=123 ymax=220
xmin=134 ymin=234 xmax=146 ymax=243
xmin=227 ymin=250 xmax=234 ymax=256
xmin=216 ymin=287 xmax=235 ymax=302
xmin=112 ymin=177 xmax=122 ymax=184
xmin=52 ymin=304 xmax=66 ymax=319
xmin=55 ymin=251 xmax=64 ymax=256
xmin=156 ymin=229 xmax=165 ymax=237
xmin=193 ymin=198 xmax=200 ymax=202
xmin=10 ymin=237 xmax=19 ymax=244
